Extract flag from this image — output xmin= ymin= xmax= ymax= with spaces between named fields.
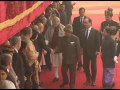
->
xmin=0 ymin=1 xmax=52 ymax=45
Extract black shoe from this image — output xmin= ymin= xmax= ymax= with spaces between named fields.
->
xmin=70 ymin=86 xmax=74 ymax=89
xmin=47 ymin=65 xmax=52 ymax=71
xmin=52 ymin=77 xmax=59 ymax=82
xmin=91 ymin=82 xmax=96 ymax=86
xmin=69 ymin=84 xmax=75 ymax=89
xmin=84 ymin=81 xmax=91 ymax=86
xmin=60 ymin=82 xmax=69 ymax=88
xmin=39 ymin=82 xmax=43 ymax=87
xmin=112 ymin=82 xmax=115 ymax=87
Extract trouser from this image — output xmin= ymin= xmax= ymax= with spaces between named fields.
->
xmin=83 ymin=52 xmax=97 ymax=82
xmin=66 ymin=14 xmax=72 ymax=24
xmin=78 ymin=59 xmax=83 ymax=68
xmin=45 ymin=52 xmax=52 ymax=69
xmin=31 ymin=61 xmax=39 ymax=89
xmin=53 ymin=66 xmax=59 ymax=78
xmin=61 ymin=63 xmax=76 ymax=88
xmin=102 ymin=68 xmax=114 ymax=89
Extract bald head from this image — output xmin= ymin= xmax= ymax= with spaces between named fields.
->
xmin=32 ymin=25 xmax=39 ymax=32
xmin=39 ymin=16 xmax=47 ymax=25
xmin=52 ymin=16 xmax=60 ymax=27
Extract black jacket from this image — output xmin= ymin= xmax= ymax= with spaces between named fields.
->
xmin=81 ymin=28 xmax=100 ymax=56
xmin=12 ymin=51 xmax=25 ymax=88
xmin=36 ymin=33 xmax=51 ymax=54
xmin=116 ymin=40 xmax=120 ymax=56
xmin=100 ymin=20 xmax=119 ymax=35
xmin=73 ymin=16 xmax=87 ymax=42
xmin=101 ymin=35 xmax=116 ymax=68
xmin=58 ymin=10 xmax=67 ymax=26
xmin=62 ymin=1 xmax=73 ymax=16
xmin=61 ymin=34 xmax=81 ymax=65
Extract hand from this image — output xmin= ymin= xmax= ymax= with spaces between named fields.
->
xmin=50 ymin=48 xmax=55 ymax=54
xmin=42 ymin=49 xmax=47 ymax=55
xmin=114 ymin=56 xmax=118 ymax=64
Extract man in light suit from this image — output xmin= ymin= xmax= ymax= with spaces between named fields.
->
xmin=73 ymin=7 xmax=87 ymax=71
xmin=60 ymin=24 xmax=81 ymax=89
xmin=80 ymin=17 xmax=100 ymax=86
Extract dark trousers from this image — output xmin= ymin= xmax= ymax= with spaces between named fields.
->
xmin=83 ymin=52 xmax=97 ymax=82
xmin=45 ymin=52 xmax=52 ymax=69
xmin=78 ymin=59 xmax=83 ymax=68
xmin=66 ymin=14 xmax=71 ymax=24
xmin=61 ymin=63 xmax=76 ymax=88
xmin=31 ymin=63 xmax=39 ymax=89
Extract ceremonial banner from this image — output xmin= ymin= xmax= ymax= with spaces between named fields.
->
xmin=0 ymin=1 xmax=52 ymax=45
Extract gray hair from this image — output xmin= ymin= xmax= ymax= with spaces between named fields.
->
xmin=52 ymin=16 xmax=60 ymax=23
xmin=0 ymin=80 xmax=16 ymax=89
xmin=0 ymin=53 xmax=12 ymax=66
xmin=21 ymin=27 xmax=32 ymax=36
xmin=10 ymin=36 xmax=21 ymax=46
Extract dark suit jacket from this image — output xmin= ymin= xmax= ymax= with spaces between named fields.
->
xmin=73 ymin=16 xmax=87 ymax=42
xmin=81 ymin=28 xmax=100 ymax=56
xmin=101 ymin=35 xmax=116 ymax=68
xmin=100 ymin=20 xmax=119 ymax=34
xmin=116 ymin=40 xmax=120 ymax=56
xmin=18 ymin=50 xmax=32 ymax=77
xmin=12 ymin=51 xmax=25 ymax=88
xmin=36 ymin=33 xmax=51 ymax=53
xmin=58 ymin=10 xmax=67 ymax=26
xmin=61 ymin=34 xmax=81 ymax=65
xmin=62 ymin=1 xmax=73 ymax=16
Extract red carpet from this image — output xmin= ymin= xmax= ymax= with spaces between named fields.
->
xmin=40 ymin=2 xmax=120 ymax=89
xmin=40 ymin=55 xmax=120 ymax=89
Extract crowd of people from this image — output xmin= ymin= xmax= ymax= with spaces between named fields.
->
xmin=0 ymin=1 xmax=120 ymax=89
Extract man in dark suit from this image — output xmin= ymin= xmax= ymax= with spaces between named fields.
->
xmin=60 ymin=24 xmax=81 ymax=89
xmin=10 ymin=36 xmax=25 ymax=89
xmin=62 ymin=1 xmax=75 ymax=24
xmin=73 ymin=7 xmax=87 ymax=71
xmin=58 ymin=4 xmax=67 ymax=26
xmin=32 ymin=25 xmax=52 ymax=70
xmin=80 ymin=17 xmax=100 ymax=86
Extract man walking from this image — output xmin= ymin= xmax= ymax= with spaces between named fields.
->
xmin=60 ymin=24 xmax=81 ymax=89
xmin=80 ymin=17 xmax=100 ymax=86
xmin=73 ymin=7 xmax=87 ymax=71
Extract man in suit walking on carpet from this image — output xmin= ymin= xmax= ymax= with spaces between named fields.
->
xmin=80 ymin=17 xmax=100 ymax=86
xmin=73 ymin=7 xmax=87 ymax=71
xmin=59 ymin=24 xmax=81 ymax=89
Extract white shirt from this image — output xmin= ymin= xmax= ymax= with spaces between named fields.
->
xmin=80 ymin=16 xmax=84 ymax=23
xmin=86 ymin=26 xmax=92 ymax=39
xmin=14 ymin=48 xmax=18 ymax=53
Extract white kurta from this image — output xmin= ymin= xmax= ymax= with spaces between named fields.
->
xmin=44 ymin=24 xmax=65 ymax=67
xmin=50 ymin=53 xmax=62 ymax=67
